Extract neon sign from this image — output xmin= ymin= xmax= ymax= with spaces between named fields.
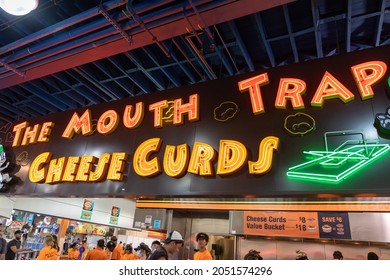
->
xmin=287 ymin=131 xmax=390 ymax=183
xmin=28 ymin=137 xmax=279 ymax=184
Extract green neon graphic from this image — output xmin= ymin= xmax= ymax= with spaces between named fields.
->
xmin=388 ymin=76 xmax=390 ymax=88
xmin=287 ymin=130 xmax=390 ymax=183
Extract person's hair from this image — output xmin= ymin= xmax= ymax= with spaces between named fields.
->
xmin=152 ymin=240 xmax=161 ymax=246
xmin=244 ymin=250 xmax=262 ymax=260
xmin=70 ymin=242 xmax=78 ymax=249
xmin=333 ymin=250 xmax=343 ymax=260
xmin=148 ymin=248 xmax=168 ymax=260
xmin=111 ymin=236 xmax=118 ymax=242
xmin=44 ymin=235 xmax=54 ymax=247
xmin=97 ymin=239 xmax=105 ymax=248
xmin=125 ymin=244 xmax=133 ymax=252
xmin=367 ymin=252 xmax=379 ymax=260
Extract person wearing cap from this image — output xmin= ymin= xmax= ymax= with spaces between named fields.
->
xmin=84 ymin=239 xmax=108 ymax=260
xmin=106 ymin=240 xmax=121 ymax=260
xmin=193 ymin=232 xmax=212 ymax=260
xmin=5 ymin=230 xmax=30 ymax=260
xmin=36 ymin=235 xmax=59 ymax=260
xmin=148 ymin=230 xmax=184 ymax=260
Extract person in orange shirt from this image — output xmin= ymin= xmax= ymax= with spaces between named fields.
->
xmin=85 ymin=239 xmax=108 ymax=260
xmin=67 ymin=242 xmax=80 ymax=260
xmin=193 ymin=232 xmax=212 ymax=260
xmin=121 ymin=244 xmax=139 ymax=260
xmin=111 ymin=236 xmax=124 ymax=258
xmin=106 ymin=240 xmax=121 ymax=260
xmin=37 ymin=235 xmax=59 ymax=260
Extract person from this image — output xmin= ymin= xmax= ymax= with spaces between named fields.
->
xmin=296 ymin=250 xmax=309 ymax=260
xmin=106 ymin=240 xmax=121 ymax=260
xmin=150 ymin=240 xmax=161 ymax=253
xmin=193 ymin=232 xmax=212 ymax=260
xmin=148 ymin=230 xmax=184 ymax=260
xmin=0 ymin=226 xmax=7 ymax=260
xmin=106 ymin=236 xmax=125 ymax=260
xmin=78 ymin=238 xmax=89 ymax=260
xmin=244 ymin=249 xmax=263 ymax=260
xmin=367 ymin=252 xmax=379 ymax=260
xmin=148 ymin=247 xmax=168 ymax=260
xmin=63 ymin=238 xmax=70 ymax=255
xmin=84 ymin=239 xmax=108 ymax=260
xmin=5 ymin=230 xmax=30 ymax=260
xmin=36 ymin=235 xmax=59 ymax=260
xmin=134 ymin=243 xmax=151 ymax=260
xmin=333 ymin=250 xmax=343 ymax=260
xmin=121 ymin=244 xmax=139 ymax=260
xmin=67 ymin=242 xmax=80 ymax=260
xmin=51 ymin=234 xmax=60 ymax=252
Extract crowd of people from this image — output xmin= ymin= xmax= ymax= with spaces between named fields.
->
xmin=0 ymin=226 xmax=383 ymax=260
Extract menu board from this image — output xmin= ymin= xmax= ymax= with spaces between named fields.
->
xmin=243 ymin=211 xmax=352 ymax=240
xmin=244 ymin=211 xmax=320 ymax=238
xmin=318 ymin=212 xmax=351 ymax=239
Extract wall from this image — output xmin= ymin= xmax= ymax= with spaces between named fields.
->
xmin=0 ymin=196 xmax=14 ymax=219
xmin=12 ymin=197 xmax=136 ymax=229
xmin=237 ymin=237 xmax=390 ymax=260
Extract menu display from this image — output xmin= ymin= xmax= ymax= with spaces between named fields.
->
xmin=244 ymin=211 xmax=320 ymax=238
xmin=318 ymin=212 xmax=351 ymax=239
xmin=243 ymin=211 xmax=352 ymax=240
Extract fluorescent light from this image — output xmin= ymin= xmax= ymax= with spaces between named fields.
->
xmin=0 ymin=0 xmax=38 ymax=16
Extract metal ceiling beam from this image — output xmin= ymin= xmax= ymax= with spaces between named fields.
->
xmin=74 ymin=67 xmax=122 ymax=101
xmin=0 ymin=0 xmax=293 ymax=90
xmin=374 ymin=0 xmax=386 ymax=46
xmin=184 ymin=35 xmax=217 ymax=80
xmin=0 ymin=0 xmax=127 ymax=55
xmin=162 ymin=41 xmax=197 ymax=84
xmin=254 ymin=13 xmax=275 ymax=67
xmin=53 ymin=72 xmax=101 ymax=105
xmin=187 ymin=0 xmax=234 ymax=76
xmin=17 ymin=83 xmax=68 ymax=111
xmin=91 ymin=61 xmax=135 ymax=96
xmin=172 ymin=37 xmax=203 ymax=80
xmin=107 ymin=56 xmax=152 ymax=93
xmin=141 ymin=46 xmax=181 ymax=87
xmin=346 ymin=0 xmax=352 ymax=52
xmin=311 ymin=0 xmax=323 ymax=58
xmin=123 ymin=51 xmax=165 ymax=91
xmin=283 ymin=5 xmax=299 ymax=63
xmin=228 ymin=20 xmax=254 ymax=72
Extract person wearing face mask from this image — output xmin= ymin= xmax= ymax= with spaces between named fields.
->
xmin=134 ymin=243 xmax=151 ymax=260
xmin=5 ymin=230 xmax=30 ymax=260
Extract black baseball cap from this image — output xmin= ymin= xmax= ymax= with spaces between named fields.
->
xmin=196 ymin=232 xmax=209 ymax=242
xmin=14 ymin=230 xmax=22 ymax=235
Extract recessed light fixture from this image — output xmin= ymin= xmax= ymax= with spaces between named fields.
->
xmin=0 ymin=0 xmax=38 ymax=16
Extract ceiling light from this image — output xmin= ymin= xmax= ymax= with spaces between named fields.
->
xmin=0 ymin=0 xmax=38 ymax=16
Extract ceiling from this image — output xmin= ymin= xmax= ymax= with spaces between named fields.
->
xmin=0 ymin=0 xmax=389 ymax=126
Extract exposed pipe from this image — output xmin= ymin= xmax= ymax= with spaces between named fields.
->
xmin=0 ymin=0 xmax=126 ymax=55
xmin=0 ymin=0 xmax=224 ymax=76
xmin=0 ymin=0 xmax=284 ymax=90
